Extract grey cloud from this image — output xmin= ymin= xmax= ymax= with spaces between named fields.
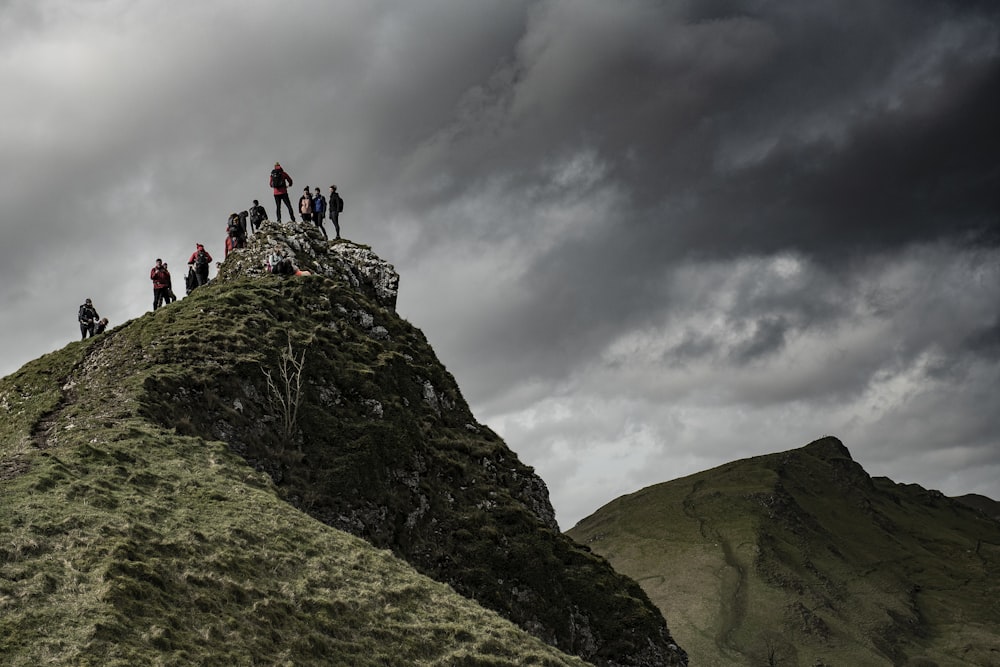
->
xmin=2 ymin=1 xmax=998 ymax=527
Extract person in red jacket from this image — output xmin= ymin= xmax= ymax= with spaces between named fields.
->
xmin=270 ymin=162 xmax=295 ymax=223
xmin=150 ymin=258 xmax=171 ymax=310
xmin=188 ymin=243 xmax=213 ymax=287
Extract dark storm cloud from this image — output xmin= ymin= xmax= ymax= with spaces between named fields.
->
xmin=395 ymin=0 xmax=999 ymax=405
xmin=2 ymin=1 xmax=998 ymax=527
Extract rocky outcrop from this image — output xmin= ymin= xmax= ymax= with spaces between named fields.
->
xmin=143 ymin=223 xmax=687 ymax=666
xmin=216 ymin=220 xmax=399 ymax=311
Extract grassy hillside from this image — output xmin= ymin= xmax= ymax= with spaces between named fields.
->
xmin=0 ymin=328 xmax=590 ymax=666
xmin=568 ymin=437 xmax=1000 ymax=666
xmin=1 ymin=222 xmax=686 ymax=666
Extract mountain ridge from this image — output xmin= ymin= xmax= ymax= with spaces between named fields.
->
xmin=568 ymin=436 xmax=1000 ymax=666
xmin=1 ymin=221 xmax=687 ymax=666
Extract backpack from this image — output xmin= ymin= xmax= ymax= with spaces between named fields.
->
xmin=249 ymin=206 xmax=264 ymax=224
xmin=270 ymin=169 xmax=285 ymax=189
xmin=335 ymin=193 xmax=344 ymax=213
xmin=195 ymin=249 xmax=209 ymax=267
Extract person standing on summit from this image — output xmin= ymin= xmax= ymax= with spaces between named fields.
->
xmin=312 ymin=186 xmax=328 ymax=239
xmin=328 ymin=184 xmax=343 ymax=239
xmin=270 ymin=162 xmax=295 ymax=223
xmin=298 ymin=187 xmax=313 ymax=224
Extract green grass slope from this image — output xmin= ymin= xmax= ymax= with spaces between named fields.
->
xmin=1 ymin=222 xmax=686 ymax=666
xmin=568 ymin=437 xmax=1000 ymax=667
xmin=0 ymin=337 xmax=587 ymax=666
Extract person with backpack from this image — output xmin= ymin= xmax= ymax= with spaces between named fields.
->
xmin=225 ymin=213 xmax=246 ymax=256
xmin=298 ymin=187 xmax=313 ymax=223
xmin=150 ymin=258 xmax=171 ymax=310
xmin=78 ymin=298 xmax=99 ymax=339
xmin=237 ymin=211 xmax=249 ymax=245
xmin=249 ymin=199 xmax=267 ymax=234
xmin=312 ymin=186 xmax=328 ymax=239
xmin=270 ymin=162 xmax=295 ymax=223
xmin=328 ymin=185 xmax=344 ymax=239
xmin=188 ymin=243 xmax=213 ymax=287
xmin=94 ymin=317 xmax=109 ymax=335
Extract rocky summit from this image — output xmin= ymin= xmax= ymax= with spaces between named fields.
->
xmin=0 ymin=220 xmax=686 ymax=667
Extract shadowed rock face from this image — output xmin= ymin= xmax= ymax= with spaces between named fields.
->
xmin=151 ymin=221 xmax=689 ymax=666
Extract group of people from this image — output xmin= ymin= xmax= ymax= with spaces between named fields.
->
xmin=270 ymin=162 xmax=344 ymax=240
xmin=79 ymin=162 xmax=344 ymax=339
xmin=146 ymin=243 xmax=214 ymax=313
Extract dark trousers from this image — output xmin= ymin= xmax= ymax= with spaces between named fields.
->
xmin=330 ymin=211 xmax=340 ymax=239
xmin=315 ymin=215 xmax=328 ymax=239
xmin=196 ymin=266 xmax=209 ymax=286
xmin=80 ymin=321 xmax=95 ymax=339
xmin=153 ymin=287 xmax=170 ymax=310
xmin=274 ymin=193 xmax=295 ymax=222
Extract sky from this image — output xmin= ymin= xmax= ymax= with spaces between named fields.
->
xmin=1 ymin=0 xmax=997 ymax=529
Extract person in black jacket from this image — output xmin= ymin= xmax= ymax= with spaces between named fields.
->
xmin=328 ymin=185 xmax=343 ymax=239
xmin=185 ymin=263 xmax=199 ymax=295
xmin=78 ymin=298 xmax=99 ymax=339
xmin=249 ymin=199 xmax=267 ymax=234
xmin=312 ymin=187 xmax=328 ymax=239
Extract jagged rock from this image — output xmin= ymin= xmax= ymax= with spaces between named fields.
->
xmin=215 ymin=220 xmax=399 ymax=311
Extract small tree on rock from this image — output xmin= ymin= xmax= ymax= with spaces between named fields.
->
xmin=262 ymin=337 xmax=308 ymax=445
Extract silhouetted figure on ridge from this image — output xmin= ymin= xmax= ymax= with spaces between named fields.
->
xmin=312 ymin=186 xmax=328 ymax=239
xmin=249 ymin=199 xmax=267 ymax=234
xmin=270 ymin=162 xmax=295 ymax=223
xmin=185 ymin=263 xmax=198 ymax=295
xmin=78 ymin=298 xmax=99 ymax=339
xmin=328 ymin=184 xmax=343 ymax=239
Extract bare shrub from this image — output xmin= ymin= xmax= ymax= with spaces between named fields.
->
xmin=262 ymin=337 xmax=308 ymax=445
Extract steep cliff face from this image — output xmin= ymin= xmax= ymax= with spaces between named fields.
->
xmin=113 ymin=220 xmax=686 ymax=666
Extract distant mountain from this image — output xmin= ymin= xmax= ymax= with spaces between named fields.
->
xmin=954 ymin=493 xmax=1000 ymax=523
xmin=568 ymin=437 xmax=1000 ymax=666
xmin=0 ymin=221 xmax=686 ymax=666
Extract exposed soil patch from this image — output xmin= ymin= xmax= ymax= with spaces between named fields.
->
xmin=0 ymin=454 xmax=29 ymax=481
